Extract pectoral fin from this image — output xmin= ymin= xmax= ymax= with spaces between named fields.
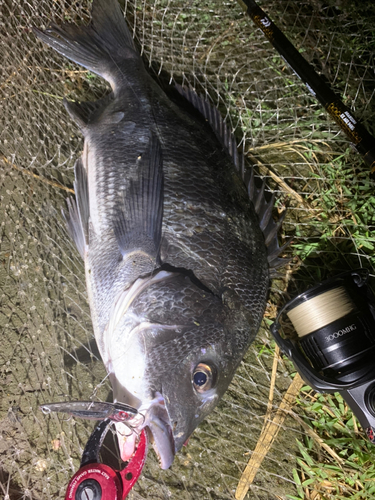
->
xmin=113 ymin=132 xmax=164 ymax=264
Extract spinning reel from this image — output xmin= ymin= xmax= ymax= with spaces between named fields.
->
xmin=271 ymin=269 xmax=375 ymax=442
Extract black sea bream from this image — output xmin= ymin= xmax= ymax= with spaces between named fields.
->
xmin=34 ymin=0 xmax=285 ymax=469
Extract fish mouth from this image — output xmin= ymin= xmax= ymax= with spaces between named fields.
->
xmin=115 ymin=394 xmax=175 ymax=470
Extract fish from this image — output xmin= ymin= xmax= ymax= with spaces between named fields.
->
xmin=34 ymin=0 xmax=286 ymax=470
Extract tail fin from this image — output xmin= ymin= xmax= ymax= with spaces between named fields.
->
xmin=33 ymin=0 xmax=137 ymax=89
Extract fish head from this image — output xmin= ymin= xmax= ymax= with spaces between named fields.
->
xmin=145 ymin=319 xmax=251 ymax=456
xmin=106 ymin=271 xmax=255 ymax=469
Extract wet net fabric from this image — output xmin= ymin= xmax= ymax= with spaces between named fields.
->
xmin=1 ymin=0 xmax=375 ymax=499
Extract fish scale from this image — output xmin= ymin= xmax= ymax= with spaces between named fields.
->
xmin=34 ymin=0 xmax=284 ymax=470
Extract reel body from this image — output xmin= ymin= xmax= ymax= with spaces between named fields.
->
xmin=271 ymin=269 xmax=375 ymax=442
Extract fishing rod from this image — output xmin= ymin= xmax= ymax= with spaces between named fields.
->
xmin=238 ymin=0 xmax=375 ymax=172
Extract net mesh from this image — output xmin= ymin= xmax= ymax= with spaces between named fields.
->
xmin=1 ymin=0 xmax=375 ymax=498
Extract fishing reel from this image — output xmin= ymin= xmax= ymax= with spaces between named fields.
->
xmin=271 ymin=268 xmax=375 ymax=442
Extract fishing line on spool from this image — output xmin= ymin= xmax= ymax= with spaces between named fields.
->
xmin=286 ymin=286 xmax=356 ymax=338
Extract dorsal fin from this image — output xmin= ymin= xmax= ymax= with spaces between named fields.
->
xmin=175 ymin=84 xmax=290 ymax=269
xmin=175 ymin=84 xmax=240 ymax=170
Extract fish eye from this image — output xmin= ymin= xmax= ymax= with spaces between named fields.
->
xmin=192 ymin=363 xmax=216 ymax=393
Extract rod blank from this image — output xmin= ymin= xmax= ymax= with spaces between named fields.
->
xmin=239 ymin=0 xmax=375 ymax=172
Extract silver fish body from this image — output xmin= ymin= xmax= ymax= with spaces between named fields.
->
xmin=34 ymin=0 xmax=283 ymax=469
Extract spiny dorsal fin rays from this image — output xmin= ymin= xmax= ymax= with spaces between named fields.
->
xmin=175 ymin=84 xmax=289 ymax=269
xmin=175 ymin=84 xmax=240 ymax=170
xmin=254 ymin=178 xmax=267 ymax=214
xmin=249 ymin=178 xmax=291 ymax=264
xmin=264 ymin=210 xmax=287 ymax=247
xmin=259 ymin=193 xmax=275 ymax=232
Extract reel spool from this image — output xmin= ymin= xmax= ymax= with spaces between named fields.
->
xmin=271 ymin=269 xmax=375 ymax=442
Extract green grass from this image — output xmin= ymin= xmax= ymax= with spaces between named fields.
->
xmin=260 ymin=139 xmax=375 ymax=496
xmin=218 ymin=6 xmax=375 ymax=494
xmin=289 ymin=390 xmax=375 ymax=499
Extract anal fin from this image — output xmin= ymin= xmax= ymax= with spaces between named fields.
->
xmin=62 ymin=157 xmax=89 ymax=259
xmin=62 ymin=197 xmax=86 ymax=259
xmin=63 ymin=94 xmax=115 ymax=130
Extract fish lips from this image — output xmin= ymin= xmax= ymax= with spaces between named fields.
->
xmin=113 ymin=379 xmax=217 ymax=470
xmin=143 ymin=400 xmax=175 ymax=469
xmin=111 ymin=375 xmax=176 ymax=469
xmin=113 ymin=400 xmax=175 ymax=470
xmin=144 ymin=385 xmax=219 ymax=468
